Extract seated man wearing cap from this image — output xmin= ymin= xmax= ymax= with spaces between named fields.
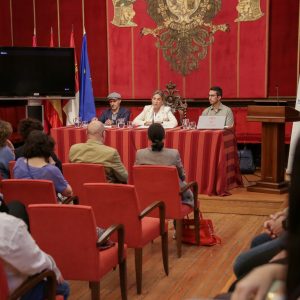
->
xmin=98 ymin=92 xmax=131 ymax=125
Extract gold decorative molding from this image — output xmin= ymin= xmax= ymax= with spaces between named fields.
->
xmin=111 ymin=0 xmax=137 ymax=27
xmin=141 ymin=0 xmax=229 ymax=76
xmin=235 ymin=0 xmax=264 ymax=22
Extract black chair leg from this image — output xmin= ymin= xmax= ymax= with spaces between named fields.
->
xmin=89 ymin=281 xmax=100 ymax=300
xmin=119 ymin=259 xmax=127 ymax=300
xmin=161 ymin=231 xmax=169 ymax=275
xmin=134 ymin=248 xmax=143 ymax=294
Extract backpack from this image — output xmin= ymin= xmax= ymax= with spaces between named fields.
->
xmin=238 ymin=146 xmax=255 ymax=174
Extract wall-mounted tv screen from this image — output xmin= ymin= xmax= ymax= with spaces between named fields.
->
xmin=0 ymin=47 xmax=75 ymax=97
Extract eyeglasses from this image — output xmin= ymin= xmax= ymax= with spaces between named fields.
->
xmin=208 ymin=94 xmax=218 ymax=98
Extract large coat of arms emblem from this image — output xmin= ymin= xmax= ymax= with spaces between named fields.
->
xmin=141 ymin=0 xmax=229 ymax=75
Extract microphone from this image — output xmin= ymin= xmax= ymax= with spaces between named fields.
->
xmin=276 ymin=85 xmax=279 ymax=106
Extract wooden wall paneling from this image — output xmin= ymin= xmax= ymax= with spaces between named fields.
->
xmin=211 ymin=0 xmax=238 ymax=98
xmin=11 ymin=0 xmax=34 ymax=46
xmin=133 ymin=1 xmax=159 ymax=99
xmin=239 ymin=0 xmax=268 ymax=98
xmin=268 ymin=0 xmax=299 ymax=97
xmin=107 ymin=0 xmax=133 ymax=99
xmin=85 ymin=0 xmax=108 ymax=97
xmin=35 ymin=0 xmax=58 ymax=47
xmin=0 ymin=0 xmax=12 ymax=45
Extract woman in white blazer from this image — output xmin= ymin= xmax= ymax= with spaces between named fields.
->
xmin=132 ymin=90 xmax=178 ymax=128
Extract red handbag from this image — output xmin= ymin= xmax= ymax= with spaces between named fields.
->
xmin=182 ymin=213 xmax=221 ymax=246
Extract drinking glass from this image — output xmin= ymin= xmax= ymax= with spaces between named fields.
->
xmin=126 ymin=121 xmax=133 ymax=128
xmin=117 ymin=118 xmax=125 ymax=128
xmin=73 ymin=117 xmax=82 ymax=128
xmin=82 ymin=120 xmax=88 ymax=128
xmin=182 ymin=118 xmax=190 ymax=129
xmin=189 ymin=121 xmax=197 ymax=130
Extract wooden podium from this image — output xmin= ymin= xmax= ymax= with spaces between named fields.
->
xmin=247 ymin=105 xmax=300 ymax=194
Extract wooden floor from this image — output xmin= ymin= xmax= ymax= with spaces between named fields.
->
xmin=68 ymin=174 xmax=286 ymax=300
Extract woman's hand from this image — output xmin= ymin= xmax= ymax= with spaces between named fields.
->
xmin=231 ymin=264 xmax=286 ymax=300
xmin=144 ymin=121 xmax=152 ymax=126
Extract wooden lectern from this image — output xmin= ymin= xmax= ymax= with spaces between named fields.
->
xmin=247 ymin=105 xmax=300 ymax=194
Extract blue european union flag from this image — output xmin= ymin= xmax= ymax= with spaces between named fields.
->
xmin=79 ymin=33 xmax=96 ymax=122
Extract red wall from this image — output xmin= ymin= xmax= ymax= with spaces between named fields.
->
xmin=0 ymin=0 xmax=298 ymax=98
xmin=107 ymin=0 xmax=269 ymax=98
xmin=0 ymin=0 xmax=108 ymax=97
xmin=268 ymin=0 xmax=299 ymax=97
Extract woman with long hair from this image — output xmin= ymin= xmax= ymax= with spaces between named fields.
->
xmin=132 ymin=90 xmax=178 ymax=128
xmin=14 ymin=130 xmax=72 ymax=197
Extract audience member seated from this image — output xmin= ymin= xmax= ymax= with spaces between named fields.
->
xmin=14 ymin=130 xmax=73 ymax=197
xmin=135 ymin=123 xmax=193 ymax=206
xmin=15 ymin=118 xmax=62 ymax=171
xmin=202 ymin=86 xmax=234 ymax=129
xmin=0 ymin=210 xmax=70 ymax=299
xmin=69 ymin=120 xmax=128 ymax=183
xmin=232 ymin=208 xmax=288 ymax=279
xmin=98 ymin=92 xmax=131 ymax=125
xmin=216 ymin=138 xmax=300 ymax=300
xmin=0 ymin=120 xmax=15 ymax=179
xmin=132 ymin=90 xmax=178 ymax=128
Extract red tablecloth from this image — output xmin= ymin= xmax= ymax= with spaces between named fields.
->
xmin=51 ymin=127 xmax=242 ymax=196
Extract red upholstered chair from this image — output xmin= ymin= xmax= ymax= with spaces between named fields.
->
xmin=62 ymin=163 xmax=106 ymax=203
xmin=132 ymin=165 xmax=200 ymax=258
xmin=28 ymin=204 xmax=127 ymax=300
xmin=81 ymin=183 xmax=168 ymax=294
xmin=0 ymin=259 xmax=62 ymax=300
xmin=2 ymin=179 xmax=57 ymax=207
xmin=8 ymin=160 xmax=16 ymax=179
xmin=1 ymin=179 xmax=77 ymax=207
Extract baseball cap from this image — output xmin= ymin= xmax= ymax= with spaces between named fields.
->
xmin=107 ymin=92 xmax=121 ymax=100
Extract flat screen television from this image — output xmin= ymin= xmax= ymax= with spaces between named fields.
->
xmin=0 ymin=46 xmax=75 ymax=97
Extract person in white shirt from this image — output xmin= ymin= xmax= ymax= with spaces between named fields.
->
xmin=132 ymin=90 xmax=178 ymax=128
xmin=0 ymin=212 xmax=70 ymax=299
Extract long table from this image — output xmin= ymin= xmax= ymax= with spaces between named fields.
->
xmin=51 ymin=127 xmax=242 ymax=196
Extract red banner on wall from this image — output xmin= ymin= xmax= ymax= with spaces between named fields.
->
xmin=107 ymin=0 xmax=268 ymax=99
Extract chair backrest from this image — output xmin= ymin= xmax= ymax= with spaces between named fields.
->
xmin=0 ymin=260 xmax=9 ymax=299
xmin=2 ymin=179 xmax=57 ymax=207
xmin=8 ymin=160 xmax=16 ymax=179
xmin=82 ymin=183 xmax=142 ymax=246
xmin=28 ymin=204 xmax=101 ymax=281
xmin=62 ymin=163 xmax=106 ymax=202
xmin=133 ymin=165 xmax=182 ymax=218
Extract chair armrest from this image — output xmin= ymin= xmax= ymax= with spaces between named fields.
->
xmin=179 ymin=181 xmax=199 ymax=209
xmin=96 ymin=224 xmax=125 ymax=263
xmin=139 ymin=201 xmax=166 ymax=235
xmin=62 ymin=195 xmax=79 ymax=205
xmin=10 ymin=269 xmax=56 ymax=300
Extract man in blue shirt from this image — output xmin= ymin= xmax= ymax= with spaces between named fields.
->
xmin=98 ymin=92 xmax=131 ymax=125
